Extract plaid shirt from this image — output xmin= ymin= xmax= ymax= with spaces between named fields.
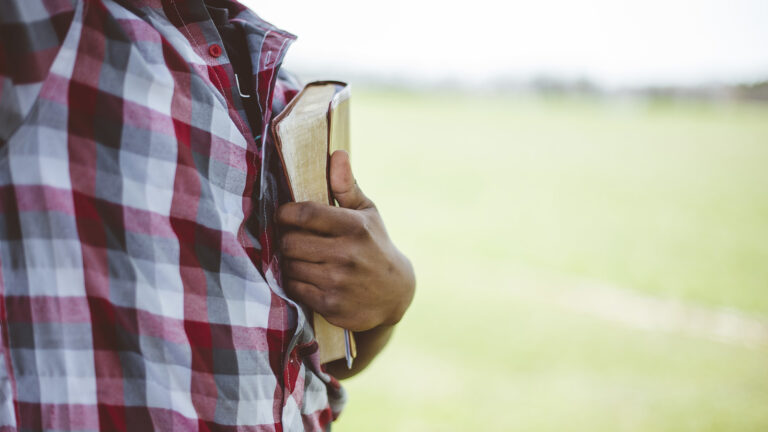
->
xmin=0 ymin=0 xmax=344 ymax=430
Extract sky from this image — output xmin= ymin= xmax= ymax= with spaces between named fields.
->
xmin=243 ymin=0 xmax=768 ymax=88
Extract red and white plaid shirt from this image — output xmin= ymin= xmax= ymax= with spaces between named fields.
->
xmin=0 ymin=0 xmax=344 ymax=430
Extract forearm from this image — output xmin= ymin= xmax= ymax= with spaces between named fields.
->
xmin=324 ymin=324 xmax=395 ymax=380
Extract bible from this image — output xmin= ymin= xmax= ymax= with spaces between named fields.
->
xmin=271 ymin=81 xmax=357 ymax=367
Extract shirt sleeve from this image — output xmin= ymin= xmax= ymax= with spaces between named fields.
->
xmin=0 ymin=0 xmax=77 ymax=143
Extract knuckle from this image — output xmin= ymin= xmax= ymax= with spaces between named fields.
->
xmin=324 ymin=295 xmax=346 ymax=319
xmin=321 ymin=294 xmax=342 ymax=315
xmin=327 ymin=270 xmax=345 ymax=290
xmin=349 ymin=213 xmax=370 ymax=237
xmin=338 ymin=250 xmax=358 ymax=270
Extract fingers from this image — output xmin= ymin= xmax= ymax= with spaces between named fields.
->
xmin=282 ymin=259 xmax=338 ymax=288
xmin=329 ymin=150 xmax=373 ymax=210
xmin=277 ymin=201 xmax=366 ymax=237
xmin=280 ymin=230 xmax=336 ymax=262
xmin=282 ymin=279 xmax=326 ymax=313
xmin=282 ymin=261 xmax=347 ymax=321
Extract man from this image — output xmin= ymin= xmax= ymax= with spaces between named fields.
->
xmin=0 ymin=0 xmax=415 ymax=430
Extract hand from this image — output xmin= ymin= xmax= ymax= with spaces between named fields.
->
xmin=276 ymin=150 xmax=415 ymax=332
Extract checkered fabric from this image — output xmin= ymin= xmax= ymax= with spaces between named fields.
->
xmin=0 ymin=0 xmax=344 ymax=430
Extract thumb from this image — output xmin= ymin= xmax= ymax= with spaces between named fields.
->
xmin=330 ymin=150 xmax=371 ymax=210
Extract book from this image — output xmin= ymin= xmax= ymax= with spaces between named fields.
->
xmin=271 ymin=81 xmax=357 ymax=366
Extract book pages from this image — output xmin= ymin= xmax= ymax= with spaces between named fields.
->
xmin=329 ymin=86 xmax=351 ymax=155
xmin=275 ymin=84 xmax=336 ymax=203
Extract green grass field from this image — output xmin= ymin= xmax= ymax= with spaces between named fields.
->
xmin=332 ymin=90 xmax=768 ymax=431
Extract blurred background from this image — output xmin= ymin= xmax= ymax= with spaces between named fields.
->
xmin=247 ymin=1 xmax=768 ymax=430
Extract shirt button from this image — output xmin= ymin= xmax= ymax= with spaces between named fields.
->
xmin=208 ymin=44 xmax=223 ymax=58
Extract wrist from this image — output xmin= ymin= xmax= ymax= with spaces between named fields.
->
xmin=383 ymin=252 xmax=416 ymax=326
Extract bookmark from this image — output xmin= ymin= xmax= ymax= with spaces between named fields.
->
xmin=344 ymin=329 xmax=354 ymax=369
